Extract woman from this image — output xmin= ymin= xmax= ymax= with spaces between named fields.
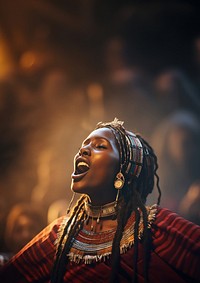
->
xmin=0 ymin=118 xmax=200 ymax=283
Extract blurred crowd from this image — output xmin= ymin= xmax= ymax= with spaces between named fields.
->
xmin=0 ymin=0 xmax=200 ymax=265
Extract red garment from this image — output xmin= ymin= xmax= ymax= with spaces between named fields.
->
xmin=0 ymin=207 xmax=200 ymax=283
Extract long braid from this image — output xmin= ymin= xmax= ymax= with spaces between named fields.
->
xmin=137 ymin=135 xmax=161 ymax=205
xmin=134 ymin=135 xmax=161 ymax=282
xmin=132 ymin=207 xmax=140 ymax=283
xmin=52 ymin=196 xmax=85 ymax=271
xmin=110 ymin=180 xmax=140 ymax=281
xmin=132 ymin=191 xmax=149 ymax=283
xmin=110 ymin=187 xmax=140 ymax=282
xmin=56 ymin=210 xmax=86 ymax=283
xmin=51 ymin=195 xmax=87 ymax=283
xmin=110 ymin=212 xmax=124 ymax=282
xmin=110 ymin=199 xmax=128 ymax=283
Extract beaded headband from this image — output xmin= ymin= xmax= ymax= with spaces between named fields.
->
xmin=96 ymin=118 xmax=143 ymax=181
xmin=125 ymin=131 xmax=143 ymax=179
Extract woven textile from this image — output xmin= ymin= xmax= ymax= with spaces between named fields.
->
xmin=0 ymin=207 xmax=200 ymax=283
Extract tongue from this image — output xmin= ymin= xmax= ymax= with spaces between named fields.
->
xmin=77 ymin=165 xmax=89 ymax=173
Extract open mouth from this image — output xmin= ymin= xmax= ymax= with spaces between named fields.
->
xmin=75 ymin=161 xmax=90 ymax=175
xmin=71 ymin=158 xmax=90 ymax=181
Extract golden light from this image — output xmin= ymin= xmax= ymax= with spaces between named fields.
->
xmin=86 ymin=83 xmax=104 ymax=121
xmin=0 ymin=32 xmax=14 ymax=79
xmin=19 ymin=51 xmax=36 ymax=69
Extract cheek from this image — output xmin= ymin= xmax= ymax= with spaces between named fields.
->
xmin=95 ymin=154 xmax=119 ymax=178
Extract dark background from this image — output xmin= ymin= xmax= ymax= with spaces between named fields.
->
xmin=0 ymin=0 xmax=200 ymax=252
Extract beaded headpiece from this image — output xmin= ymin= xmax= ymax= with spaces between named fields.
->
xmin=96 ymin=118 xmax=143 ymax=182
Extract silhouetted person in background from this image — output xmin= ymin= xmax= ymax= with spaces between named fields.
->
xmin=151 ymin=111 xmax=200 ymax=213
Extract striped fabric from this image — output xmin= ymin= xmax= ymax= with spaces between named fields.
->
xmin=0 ymin=207 xmax=200 ymax=282
xmin=0 ymin=217 xmax=62 ymax=283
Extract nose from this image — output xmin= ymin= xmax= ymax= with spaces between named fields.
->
xmin=79 ymin=146 xmax=91 ymax=156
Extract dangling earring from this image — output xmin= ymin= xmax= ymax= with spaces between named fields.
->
xmin=66 ymin=192 xmax=76 ymax=214
xmin=114 ymin=172 xmax=125 ymax=190
xmin=114 ymin=172 xmax=124 ymax=205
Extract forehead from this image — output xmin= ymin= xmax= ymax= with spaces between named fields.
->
xmin=85 ymin=128 xmax=116 ymax=144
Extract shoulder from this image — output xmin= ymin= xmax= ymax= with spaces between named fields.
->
xmin=0 ymin=216 xmax=67 ymax=283
xmin=15 ymin=216 xmax=66 ymax=258
xmin=153 ymin=206 xmax=200 ymax=239
xmin=151 ymin=206 xmax=200 ymax=280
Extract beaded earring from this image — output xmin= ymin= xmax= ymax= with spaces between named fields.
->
xmin=114 ymin=172 xmax=125 ymax=190
xmin=114 ymin=171 xmax=125 ymax=204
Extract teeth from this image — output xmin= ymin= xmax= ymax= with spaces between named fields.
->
xmin=77 ymin=162 xmax=89 ymax=168
xmin=76 ymin=161 xmax=90 ymax=175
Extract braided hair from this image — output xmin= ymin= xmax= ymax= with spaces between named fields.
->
xmin=51 ymin=118 xmax=161 ymax=283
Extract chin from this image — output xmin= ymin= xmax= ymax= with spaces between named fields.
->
xmin=71 ymin=181 xmax=87 ymax=194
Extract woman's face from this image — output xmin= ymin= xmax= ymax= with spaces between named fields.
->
xmin=71 ymin=128 xmax=120 ymax=205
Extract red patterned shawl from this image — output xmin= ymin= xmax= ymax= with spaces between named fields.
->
xmin=0 ymin=207 xmax=200 ymax=283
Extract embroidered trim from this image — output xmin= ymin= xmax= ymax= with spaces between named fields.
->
xmin=55 ymin=204 xmax=158 ymax=264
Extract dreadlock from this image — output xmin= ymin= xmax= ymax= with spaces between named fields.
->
xmin=137 ymin=135 xmax=161 ymax=206
xmin=95 ymin=119 xmax=161 ymax=283
xmin=51 ymin=195 xmax=87 ymax=283
xmin=51 ymin=118 xmax=161 ymax=283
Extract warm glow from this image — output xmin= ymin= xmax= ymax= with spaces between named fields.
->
xmin=19 ymin=51 xmax=36 ymax=69
xmin=87 ymin=83 xmax=104 ymax=120
xmin=87 ymin=83 xmax=103 ymax=101
xmin=0 ymin=32 xmax=14 ymax=78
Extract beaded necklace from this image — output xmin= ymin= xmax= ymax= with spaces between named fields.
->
xmin=55 ymin=204 xmax=158 ymax=264
xmin=84 ymin=200 xmax=117 ymax=231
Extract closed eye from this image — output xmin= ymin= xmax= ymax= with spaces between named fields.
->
xmin=95 ymin=144 xmax=107 ymax=149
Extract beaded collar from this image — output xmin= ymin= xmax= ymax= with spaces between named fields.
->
xmin=84 ymin=200 xmax=117 ymax=219
xmin=55 ymin=204 xmax=158 ymax=264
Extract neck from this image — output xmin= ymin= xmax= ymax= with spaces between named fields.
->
xmin=87 ymin=191 xmax=117 ymax=206
xmin=85 ymin=199 xmax=117 ymax=219
xmin=84 ymin=199 xmax=118 ymax=232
